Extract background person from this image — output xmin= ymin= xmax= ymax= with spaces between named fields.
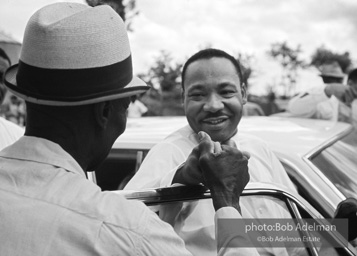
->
xmin=0 ymin=47 xmax=26 ymax=126
xmin=0 ymin=3 xmax=257 ymax=255
xmin=346 ymin=69 xmax=357 ymax=128
xmin=0 ymin=47 xmax=12 ymax=104
xmin=127 ymin=94 xmax=148 ymax=117
xmin=327 ymin=68 xmax=357 ymax=128
xmin=288 ymin=65 xmax=357 ymax=128
xmin=0 ymin=47 xmax=23 ymax=149
xmin=0 ymin=115 xmax=24 ymax=150
xmin=286 ymin=61 xmax=353 ymax=121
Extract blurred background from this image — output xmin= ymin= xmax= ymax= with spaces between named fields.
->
xmin=1 ymin=0 xmax=356 ymax=120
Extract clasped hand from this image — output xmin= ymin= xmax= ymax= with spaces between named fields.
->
xmin=173 ymin=131 xmax=251 ymax=212
xmin=325 ymin=83 xmax=357 ymax=106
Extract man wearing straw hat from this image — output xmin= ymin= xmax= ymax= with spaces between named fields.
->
xmin=0 ymin=2 xmax=258 ymax=255
xmin=287 ymin=61 xmax=353 ymax=121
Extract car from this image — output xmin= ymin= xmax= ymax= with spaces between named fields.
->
xmin=91 ymin=116 xmax=357 ymax=253
xmin=243 ymin=102 xmax=266 ymax=116
xmin=94 ymin=116 xmax=357 ymax=219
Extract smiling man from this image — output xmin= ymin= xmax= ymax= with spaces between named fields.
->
xmin=183 ymin=55 xmax=244 ymax=143
xmin=125 ymin=48 xmax=298 ymax=255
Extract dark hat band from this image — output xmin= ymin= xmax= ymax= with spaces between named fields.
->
xmin=16 ymin=55 xmax=132 ymax=100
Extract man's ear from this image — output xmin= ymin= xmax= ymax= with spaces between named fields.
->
xmin=241 ymin=83 xmax=248 ymax=104
xmin=94 ymin=101 xmax=111 ymax=129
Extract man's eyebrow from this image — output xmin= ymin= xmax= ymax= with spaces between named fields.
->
xmin=187 ymin=84 xmax=206 ymax=92
xmin=217 ymin=82 xmax=239 ymax=89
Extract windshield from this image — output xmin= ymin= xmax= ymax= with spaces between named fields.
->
xmin=310 ymin=129 xmax=357 ymax=198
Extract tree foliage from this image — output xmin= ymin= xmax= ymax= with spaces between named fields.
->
xmin=138 ymin=51 xmax=184 ymax=116
xmin=139 ymin=50 xmax=183 ymax=92
xmin=235 ymin=53 xmax=255 ymax=88
xmin=310 ymin=46 xmax=352 ymax=73
xmin=85 ymin=0 xmax=138 ymax=31
xmin=268 ymin=41 xmax=306 ymax=97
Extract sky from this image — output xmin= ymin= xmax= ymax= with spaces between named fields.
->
xmin=1 ymin=0 xmax=357 ymax=95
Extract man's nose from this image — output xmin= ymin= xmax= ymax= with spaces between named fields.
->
xmin=203 ymin=94 xmax=224 ymax=112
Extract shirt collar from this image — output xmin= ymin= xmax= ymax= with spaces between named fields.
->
xmin=0 ymin=136 xmax=85 ymax=178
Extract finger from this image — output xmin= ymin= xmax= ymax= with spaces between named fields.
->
xmin=351 ymin=87 xmax=357 ymax=97
xmin=345 ymin=89 xmax=355 ymax=103
xmin=242 ymin=150 xmax=251 ymax=160
xmin=198 ymin=131 xmax=214 ymax=154
xmin=221 ymin=138 xmax=237 ymax=148
xmin=220 ymin=144 xmax=250 ymax=161
xmin=213 ymin=141 xmax=222 ymax=156
xmin=191 ymin=146 xmax=200 ymax=158
xmin=343 ymin=93 xmax=352 ymax=106
xmin=198 ymin=131 xmax=211 ymax=141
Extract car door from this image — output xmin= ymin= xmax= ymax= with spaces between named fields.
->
xmin=120 ymin=183 xmax=357 ymax=256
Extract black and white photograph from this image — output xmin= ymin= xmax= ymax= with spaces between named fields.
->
xmin=0 ymin=0 xmax=356 ymax=255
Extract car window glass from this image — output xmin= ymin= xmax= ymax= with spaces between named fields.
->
xmin=281 ymin=162 xmax=333 ymax=218
xmin=310 ymin=130 xmax=357 ymax=198
xmin=96 ymin=149 xmax=143 ymax=190
xmin=240 ymin=195 xmax=310 ymax=255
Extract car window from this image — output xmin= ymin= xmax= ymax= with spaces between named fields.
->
xmin=310 ymin=129 xmax=357 ymax=199
xmin=281 ymin=162 xmax=334 ymax=218
xmin=121 ymin=184 xmax=356 ymax=255
xmin=96 ymin=149 xmax=146 ymax=190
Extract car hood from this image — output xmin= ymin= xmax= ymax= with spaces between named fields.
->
xmin=114 ymin=116 xmax=351 ymax=158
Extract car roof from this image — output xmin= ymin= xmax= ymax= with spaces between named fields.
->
xmin=114 ymin=116 xmax=352 ymax=157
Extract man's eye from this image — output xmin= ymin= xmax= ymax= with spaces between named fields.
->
xmin=188 ymin=92 xmax=205 ymax=99
xmin=221 ymin=90 xmax=236 ymax=97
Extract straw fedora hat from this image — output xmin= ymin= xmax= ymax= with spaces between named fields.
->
xmin=319 ymin=62 xmax=345 ymax=78
xmin=4 ymin=2 xmax=149 ymax=106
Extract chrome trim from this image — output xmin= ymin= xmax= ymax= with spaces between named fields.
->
xmin=120 ymin=183 xmax=356 ymax=256
xmin=120 ymin=183 xmax=356 ymax=255
xmin=279 ymin=157 xmax=341 ymax=216
xmin=123 ymin=184 xmax=210 ymax=205
xmin=87 ymin=171 xmax=97 ymax=184
xmin=242 ymin=187 xmax=323 ymax=218
xmin=302 ymin=127 xmax=353 ymax=203
xmin=286 ymin=200 xmax=319 ymax=256
xmin=305 ymin=125 xmax=353 ymax=160
xmin=122 ymin=183 xmax=322 ymax=217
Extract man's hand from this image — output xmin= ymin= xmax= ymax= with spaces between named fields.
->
xmin=324 ymin=83 xmax=349 ymax=100
xmin=198 ymin=131 xmax=250 ymax=213
xmin=342 ymin=86 xmax=357 ymax=106
xmin=172 ymin=145 xmax=203 ymax=185
xmin=172 ymin=132 xmax=231 ymax=185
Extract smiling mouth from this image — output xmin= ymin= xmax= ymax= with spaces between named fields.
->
xmin=202 ymin=117 xmax=228 ymax=125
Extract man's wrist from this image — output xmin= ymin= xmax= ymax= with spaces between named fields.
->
xmin=211 ymin=190 xmax=241 ymax=213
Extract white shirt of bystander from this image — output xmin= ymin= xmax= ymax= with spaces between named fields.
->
xmin=0 ymin=116 xmax=24 ymax=150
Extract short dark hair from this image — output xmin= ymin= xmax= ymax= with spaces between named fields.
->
xmin=181 ymin=48 xmax=244 ymax=91
xmin=348 ymin=68 xmax=357 ymax=83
